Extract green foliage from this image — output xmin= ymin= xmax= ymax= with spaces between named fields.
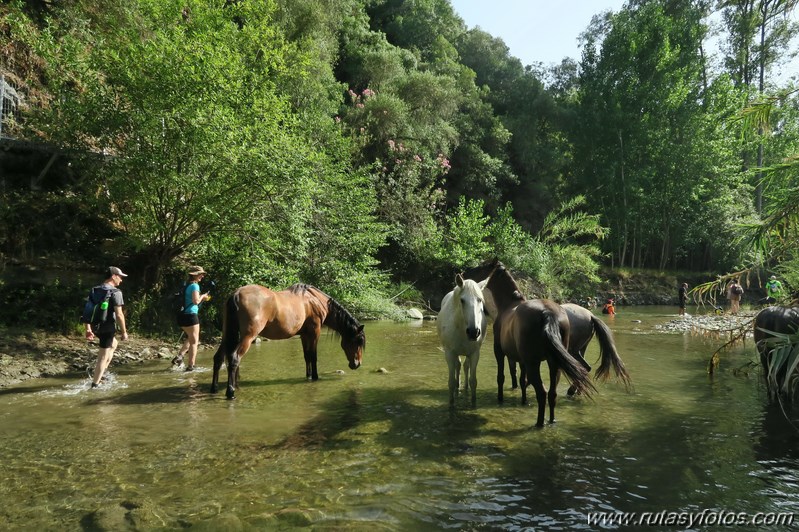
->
xmin=5 ymin=0 xmax=799 ymax=335
xmin=759 ymin=328 xmax=799 ymax=401
xmin=438 ymin=196 xmax=491 ymax=269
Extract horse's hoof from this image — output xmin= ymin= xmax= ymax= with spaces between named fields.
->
xmin=210 ymin=386 xmax=218 ymax=394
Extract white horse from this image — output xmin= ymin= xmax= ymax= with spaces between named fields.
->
xmin=437 ymin=273 xmax=489 ymax=405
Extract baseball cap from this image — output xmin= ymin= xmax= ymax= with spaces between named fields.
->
xmin=108 ymin=266 xmax=128 ymax=278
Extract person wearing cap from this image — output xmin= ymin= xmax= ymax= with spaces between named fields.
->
xmin=87 ymin=266 xmax=129 ymax=388
xmin=602 ymin=298 xmax=616 ymax=315
xmin=173 ymin=266 xmax=211 ymax=371
xmin=765 ymin=275 xmax=783 ymax=304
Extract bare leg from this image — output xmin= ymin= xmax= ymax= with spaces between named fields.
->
xmin=182 ymin=324 xmax=200 ymax=369
xmin=92 ymin=337 xmax=118 ymax=386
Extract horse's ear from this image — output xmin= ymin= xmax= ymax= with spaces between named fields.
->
xmin=456 ymin=273 xmax=465 ymax=287
xmin=357 ymin=324 xmax=364 ymax=333
xmin=478 ymin=277 xmax=489 ymax=290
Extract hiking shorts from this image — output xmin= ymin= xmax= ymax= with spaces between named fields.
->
xmin=177 ymin=312 xmax=200 ymax=327
xmin=97 ymin=331 xmax=115 ymax=348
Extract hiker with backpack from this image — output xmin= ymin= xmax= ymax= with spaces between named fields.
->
xmin=83 ymin=266 xmax=129 ymax=388
xmin=727 ymin=279 xmax=744 ymax=315
xmin=172 ymin=266 xmax=211 ymax=371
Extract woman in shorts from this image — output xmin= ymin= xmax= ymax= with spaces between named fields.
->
xmin=174 ymin=266 xmax=210 ymax=371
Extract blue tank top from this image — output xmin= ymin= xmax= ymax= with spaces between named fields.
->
xmin=183 ymin=283 xmax=200 ymax=315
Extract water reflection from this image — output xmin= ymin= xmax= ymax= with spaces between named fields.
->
xmin=0 ymin=308 xmax=798 ymax=529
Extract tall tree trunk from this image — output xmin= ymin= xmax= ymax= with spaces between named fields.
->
xmin=618 ymin=129 xmax=628 ymax=268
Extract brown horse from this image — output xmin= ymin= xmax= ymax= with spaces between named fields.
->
xmin=754 ymin=305 xmax=799 ymax=400
xmin=464 ymin=261 xmax=595 ymax=426
xmin=210 ymin=284 xmax=365 ymax=399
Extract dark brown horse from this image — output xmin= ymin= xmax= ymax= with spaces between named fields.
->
xmin=210 ymin=284 xmax=365 ymax=399
xmin=464 ymin=261 xmax=595 ymax=426
xmin=754 ymin=305 xmax=799 ymax=400
xmin=485 ymin=302 xmax=631 ymax=396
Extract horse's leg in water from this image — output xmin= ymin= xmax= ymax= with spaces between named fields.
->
xmin=301 ymin=331 xmax=320 ymax=381
xmin=527 ymin=363 xmax=547 ymax=427
xmin=446 ymin=352 xmax=461 ymax=405
xmin=226 ymin=334 xmax=257 ymax=399
xmin=508 ymin=358 xmax=518 ymax=389
xmin=467 ymin=350 xmax=479 ymax=406
xmin=518 ymin=361 xmax=527 ymax=405
xmin=547 ymin=360 xmax=560 ymax=423
xmin=494 ymin=341 xmax=506 ymax=403
xmin=210 ymin=346 xmax=225 ymax=393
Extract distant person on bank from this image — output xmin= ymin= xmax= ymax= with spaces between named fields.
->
xmin=765 ymin=275 xmax=783 ymax=304
xmin=173 ymin=266 xmax=211 ymax=371
xmin=727 ymin=279 xmax=744 ymax=314
xmin=678 ymin=282 xmax=689 ymax=316
xmin=86 ymin=266 xmax=129 ymax=388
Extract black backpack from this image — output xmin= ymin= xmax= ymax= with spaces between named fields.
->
xmin=172 ymin=283 xmax=188 ymax=316
xmin=80 ymin=285 xmax=116 ymax=328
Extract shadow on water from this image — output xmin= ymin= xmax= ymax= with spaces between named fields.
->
xmin=754 ymin=402 xmax=799 ymax=461
xmin=89 ymin=382 xmax=207 ymax=405
xmin=0 ymin=372 xmax=85 ymax=396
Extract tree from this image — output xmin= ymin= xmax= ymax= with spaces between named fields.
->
xmin=719 ymin=0 xmax=799 ymax=212
xmin=21 ymin=0 xmax=387 ymax=296
xmin=573 ymin=0 xmax=748 ymax=271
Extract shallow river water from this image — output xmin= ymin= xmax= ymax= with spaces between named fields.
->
xmin=1 ymin=307 xmax=798 ymax=530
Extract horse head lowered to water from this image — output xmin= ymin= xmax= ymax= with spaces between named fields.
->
xmin=210 ymin=284 xmax=365 ymax=399
xmin=437 ymin=274 xmax=489 ymax=406
xmin=463 ymin=260 xmax=595 ymax=427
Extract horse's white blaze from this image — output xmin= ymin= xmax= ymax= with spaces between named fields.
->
xmin=437 ymin=276 xmax=489 ymax=405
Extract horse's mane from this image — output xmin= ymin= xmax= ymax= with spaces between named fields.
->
xmin=327 ymin=297 xmax=364 ymax=344
xmin=289 ymin=283 xmax=363 ymax=343
xmin=488 ymin=263 xmax=526 ymax=302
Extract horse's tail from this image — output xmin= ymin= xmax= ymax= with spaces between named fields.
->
xmin=219 ymin=292 xmax=241 ymax=356
xmin=542 ymin=310 xmax=596 ymax=397
xmin=590 ymin=315 xmax=633 ymax=391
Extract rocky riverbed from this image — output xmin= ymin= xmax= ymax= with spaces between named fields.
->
xmin=0 ymin=330 xmax=216 ymax=388
xmin=654 ymin=310 xmax=757 ymax=336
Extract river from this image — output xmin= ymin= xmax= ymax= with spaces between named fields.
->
xmin=1 ymin=307 xmax=797 ymax=530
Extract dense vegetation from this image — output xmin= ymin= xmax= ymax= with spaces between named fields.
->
xmin=1 ymin=0 xmax=798 ymax=332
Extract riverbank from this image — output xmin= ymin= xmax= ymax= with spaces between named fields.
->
xmin=0 ymin=327 xmax=214 ymax=388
